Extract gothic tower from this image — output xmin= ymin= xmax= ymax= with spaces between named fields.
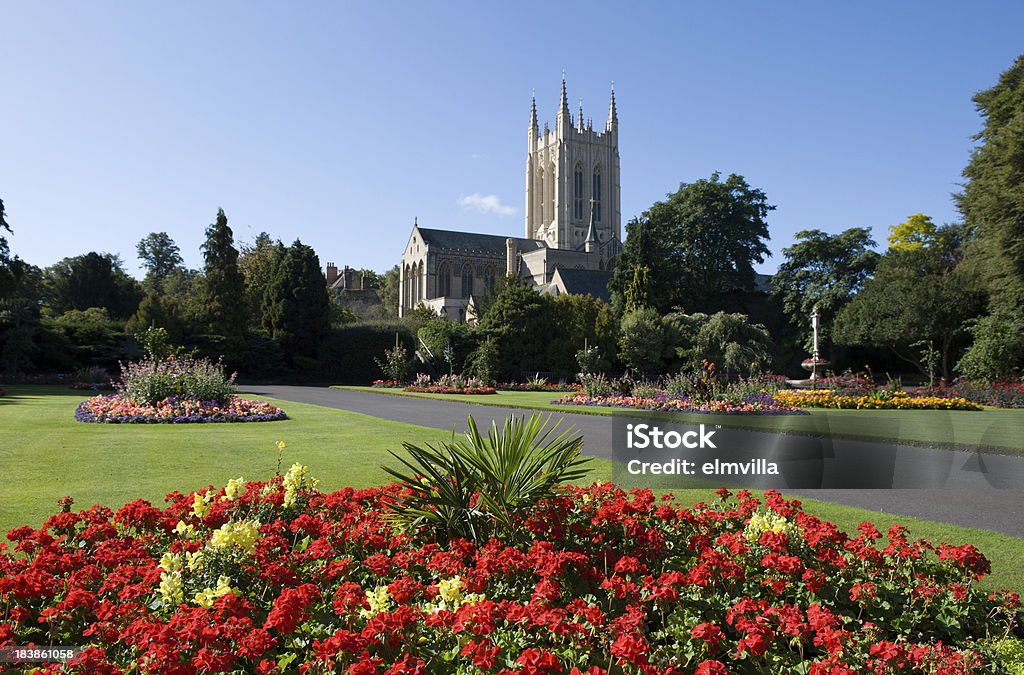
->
xmin=525 ymin=78 xmax=621 ymax=253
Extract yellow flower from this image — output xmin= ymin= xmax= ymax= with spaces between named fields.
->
xmin=192 ymin=490 xmax=214 ymax=519
xmin=175 ymin=520 xmax=195 ymax=537
xmin=282 ymin=463 xmax=318 ymax=508
xmin=193 ymin=575 xmax=238 ymax=608
xmin=158 ymin=570 xmax=183 ymax=605
xmin=159 ymin=552 xmax=182 ymax=573
xmin=223 ymin=477 xmax=246 ymax=501
xmin=209 ymin=520 xmax=261 ymax=552
xmin=745 ymin=511 xmax=796 ymax=542
xmin=276 ymin=440 xmax=287 ymax=450
xmin=360 ymin=585 xmax=392 ymax=618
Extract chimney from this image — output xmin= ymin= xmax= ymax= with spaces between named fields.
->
xmin=325 ymin=262 xmax=338 ymax=286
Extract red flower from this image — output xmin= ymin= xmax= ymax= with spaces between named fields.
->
xmin=695 ymin=660 xmax=728 ymax=675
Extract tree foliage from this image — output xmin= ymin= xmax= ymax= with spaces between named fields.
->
xmin=667 ymin=311 xmax=774 ymax=374
xmin=833 ymin=226 xmax=984 ymax=379
xmin=546 ymin=294 xmax=618 ymax=378
xmin=136 ymin=232 xmax=184 ymax=290
xmin=200 ymin=208 xmax=247 ymax=336
xmin=0 ymin=198 xmax=19 ymax=300
xmin=617 ymin=307 xmax=667 ymax=374
xmin=772 ymin=227 xmax=878 ymax=353
xmin=43 ymin=252 xmax=141 ymax=319
xmin=479 ymin=277 xmax=555 ymax=380
xmin=957 ymin=53 xmax=1024 ymax=377
xmin=611 ymin=172 xmax=773 ymax=313
xmin=262 ymin=240 xmax=330 ymax=359
xmin=239 ymin=232 xmax=284 ymax=330
xmin=887 ymin=214 xmax=949 ymax=253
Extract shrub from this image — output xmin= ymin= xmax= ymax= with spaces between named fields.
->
xmin=464 ymin=337 xmax=500 ymax=385
xmin=578 ymin=372 xmax=613 ymax=397
xmin=957 ymin=310 xmax=1024 ymax=383
xmin=383 ymin=414 xmax=589 ymax=543
xmin=373 ymin=343 xmax=411 ymax=384
xmin=119 ymin=355 xmax=236 ymax=405
xmin=575 ymin=344 xmax=603 ymax=376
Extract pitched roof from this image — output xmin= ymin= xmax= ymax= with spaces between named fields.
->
xmin=552 ymin=267 xmax=613 ymax=302
xmin=416 ymin=227 xmax=545 ymax=254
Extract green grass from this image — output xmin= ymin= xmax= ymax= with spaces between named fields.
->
xmin=339 ymin=386 xmax=1024 ymax=452
xmin=3 ymin=385 xmax=1024 ymax=593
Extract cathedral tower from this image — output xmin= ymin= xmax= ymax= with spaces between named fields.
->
xmin=525 ymin=78 xmax=621 ymax=253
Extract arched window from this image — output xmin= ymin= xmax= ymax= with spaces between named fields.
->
xmin=437 ymin=262 xmax=451 ymax=297
xmin=573 ymin=163 xmax=584 ymax=220
xmin=483 ymin=265 xmax=496 ymax=294
xmin=461 ymin=264 xmax=474 ymax=298
xmin=537 ymin=168 xmax=545 ymax=225
xmin=403 ymin=264 xmax=412 ymax=308
xmin=592 ymin=165 xmax=602 ymax=223
xmin=546 ymin=162 xmax=556 ymax=226
xmin=418 ymin=261 xmax=425 ymax=300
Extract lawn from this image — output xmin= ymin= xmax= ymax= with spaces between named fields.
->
xmin=339 ymin=385 xmax=1024 ymax=452
xmin=2 ymin=385 xmax=1023 ymax=593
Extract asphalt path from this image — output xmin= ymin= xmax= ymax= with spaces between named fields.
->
xmin=240 ymin=385 xmax=1024 ymax=538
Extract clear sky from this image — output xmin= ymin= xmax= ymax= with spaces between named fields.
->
xmin=2 ymin=1 xmax=1022 ymax=279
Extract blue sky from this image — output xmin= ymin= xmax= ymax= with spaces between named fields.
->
xmin=2 ymin=2 xmax=1022 ymax=279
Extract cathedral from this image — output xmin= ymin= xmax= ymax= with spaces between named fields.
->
xmin=398 ymin=78 xmax=623 ymax=322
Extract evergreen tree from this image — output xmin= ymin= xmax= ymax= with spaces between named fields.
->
xmin=262 ymin=240 xmax=330 ymax=359
xmin=479 ymin=277 xmax=555 ymax=380
xmin=43 ymin=252 xmax=142 ymax=319
xmin=957 ymin=54 xmax=1024 ymax=376
xmin=199 ymin=208 xmax=247 ymax=336
xmin=239 ymin=232 xmax=284 ymax=330
xmin=0 ymin=198 xmax=21 ymax=300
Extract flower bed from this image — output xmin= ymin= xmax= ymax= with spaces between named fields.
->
xmin=371 ymin=379 xmax=405 ymax=388
xmin=555 ymin=393 xmax=808 ymax=415
xmin=919 ymin=378 xmax=1024 ymax=409
xmin=75 ymin=394 xmax=288 ymax=424
xmin=498 ymin=381 xmax=577 ymax=392
xmin=403 ymin=385 xmax=497 ymax=395
xmin=776 ymin=390 xmax=983 ymax=411
xmin=0 ymin=472 xmax=1019 ymax=672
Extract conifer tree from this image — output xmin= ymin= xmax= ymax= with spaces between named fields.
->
xmin=200 ymin=208 xmax=247 ymax=336
xmin=262 ymin=240 xmax=330 ymax=359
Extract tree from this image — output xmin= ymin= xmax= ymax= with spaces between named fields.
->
xmin=666 ymin=311 xmax=774 ymax=374
xmin=771 ymin=227 xmax=878 ymax=353
xmin=199 ymin=208 xmax=247 ymax=336
xmin=887 ymin=214 xmax=950 ymax=253
xmin=136 ymin=232 xmax=184 ymax=290
xmin=0 ymin=198 xmax=21 ymax=300
xmin=611 ymin=173 xmax=773 ymax=313
xmin=546 ymin=294 xmax=618 ymax=377
xmin=957 ymin=54 xmax=1024 ymax=376
xmin=262 ymin=240 xmax=330 ymax=359
xmin=378 ymin=265 xmax=401 ymax=318
xmin=238 ymin=232 xmax=284 ymax=330
xmin=617 ymin=307 xmax=668 ymax=375
xmin=43 ymin=252 xmax=142 ymax=319
xmin=479 ymin=277 xmax=555 ymax=380
xmin=833 ymin=225 xmax=984 ymax=380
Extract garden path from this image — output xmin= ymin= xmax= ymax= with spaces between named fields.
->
xmin=241 ymin=385 xmax=1024 ymax=538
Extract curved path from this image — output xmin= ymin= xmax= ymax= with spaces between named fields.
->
xmin=241 ymin=385 xmax=1024 ymax=537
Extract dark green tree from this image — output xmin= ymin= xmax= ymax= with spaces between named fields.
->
xmin=0 ymin=198 xmax=21 ymax=300
xmin=546 ymin=294 xmax=618 ymax=377
xmin=378 ymin=265 xmax=401 ymax=318
xmin=262 ymin=240 xmax=330 ymax=359
xmin=833 ymin=225 xmax=984 ymax=380
xmin=43 ymin=252 xmax=142 ymax=319
xmin=136 ymin=232 xmax=184 ymax=291
xmin=479 ymin=277 xmax=555 ymax=380
xmin=957 ymin=53 xmax=1024 ymax=376
xmin=200 ymin=208 xmax=247 ymax=336
xmin=771 ymin=228 xmax=879 ymax=353
xmin=611 ymin=173 xmax=773 ymax=314
xmin=666 ymin=311 xmax=775 ymax=374
xmin=617 ymin=307 xmax=668 ymax=375
xmin=239 ymin=232 xmax=284 ymax=330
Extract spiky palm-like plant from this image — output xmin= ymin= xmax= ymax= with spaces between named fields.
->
xmin=383 ymin=414 xmax=589 ymax=542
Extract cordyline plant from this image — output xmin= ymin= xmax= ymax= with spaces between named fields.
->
xmin=382 ymin=413 xmax=590 ymax=543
